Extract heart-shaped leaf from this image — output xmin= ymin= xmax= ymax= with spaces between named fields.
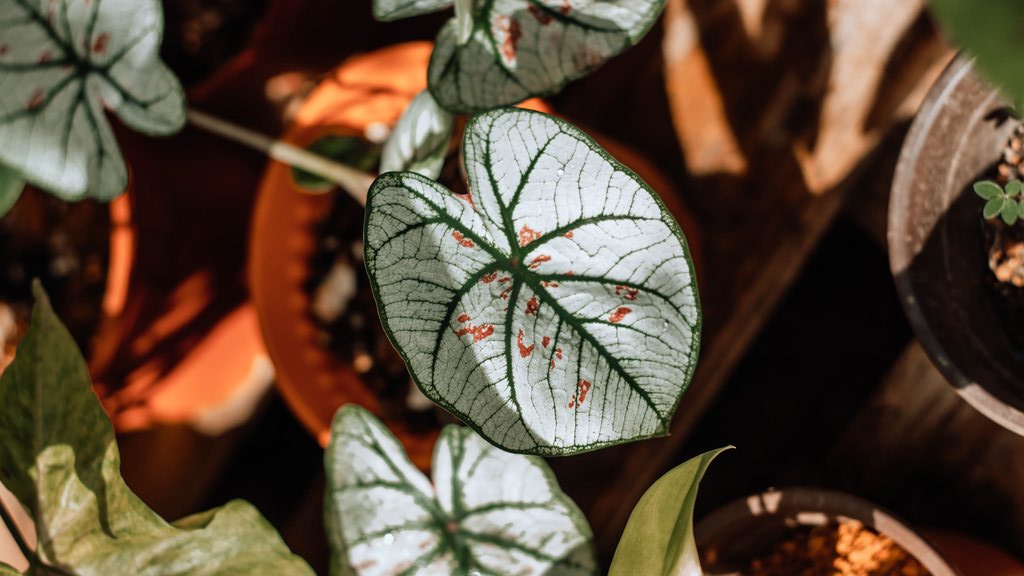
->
xmin=974 ymin=180 xmax=1003 ymax=200
xmin=608 ymin=447 xmax=730 ymax=576
xmin=374 ymin=0 xmax=454 ymax=22
xmin=381 ymin=90 xmax=454 ymax=179
xmin=0 ymin=165 xmax=24 ymax=217
xmin=0 ymin=283 xmax=315 ymax=575
xmin=324 ymin=404 xmax=596 ymax=576
xmin=0 ymin=0 xmax=185 ymax=200
xmin=364 ymin=107 xmax=700 ymax=454
xmin=427 ymin=0 xmax=668 ymax=113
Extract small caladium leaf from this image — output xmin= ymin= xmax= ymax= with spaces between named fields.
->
xmin=325 ymin=404 xmax=597 ymax=576
xmin=0 ymin=165 xmax=24 ymax=217
xmin=365 ymin=107 xmax=700 ymax=454
xmin=380 ymin=91 xmax=454 ymax=180
xmin=373 ymin=0 xmax=454 ymax=21
xmin=974 ymin=180 xmax=1003 ymax=200
xmin=0 ymin=0 xmax=185 ymax=200
xmin=0 ymin=282 xmax=315 ymax=575
xmin=1006 ymin=179 xmax=1023 ymax=197
xmin=1002 ymin=199 xmax=1020 ymax=225
xmin=984 ymin=196 xmax=1006 ymax=219
xmin=427 ymin=0 xmax=668 ymax=113
xmin=608 ymin=447 xmax=731 ymax=576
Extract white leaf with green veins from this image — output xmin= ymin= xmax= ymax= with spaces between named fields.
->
xmin=364 ymin=107 xmax=700 ymax=455
xmin=380 ymin=91 xmax=454 ymax=180
xmin=0 ymin=0 xmax=185 ymax=200
xmin=427 ymin=0 xmax=667 ymax=113
xmin=325 ymin=404 xmax=596 ymax=576
xmin=373 ymin=0 xmax=454 ymax=21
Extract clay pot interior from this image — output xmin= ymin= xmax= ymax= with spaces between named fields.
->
xmin=695 ymin=488 xmax=959 ymax=576
xmin=889 ymin=55 xmax=1024 ymax=435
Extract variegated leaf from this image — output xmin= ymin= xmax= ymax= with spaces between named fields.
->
xmin=427 ymin=0 xmax=667 ymax=113
xmin=373 ymin=0 xmax=453 ymax=21
xmin=364 ymin=107 xmax=700 ymax=455
xmin=0 ymin=0 xmax=185 ymax=200
xmin=380 ymin=90 xmax=454 ymax=180
xmin=0 ymin=283 xmax=315 ymax=575
xmin=325 ymin=404 xmax=596 ymax=576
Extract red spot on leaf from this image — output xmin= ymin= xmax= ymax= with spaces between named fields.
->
xmin=609 ymin=307 xmax=632 ymax=323
xmin=498 ymin=275 xmax=512 ymax=284
xmin=517 ymin=329 xmax=535 ymax=358
xmin=500 ymin=286 xmax=513 ymax=300
xmin=542 ymin=336 xmax=551 ymax=348
xmin=528 ymin=254 xmax=551 ymax=270
xmin=452 ymin=231 xmax=475 ymax=248
xmin=497 ymin=16 xmax=522 ymax=62
xmin=615 ymin=285 xmax=639 ymax=301
xmin=26 ymin=89 xmax=44 ymax=111
xmin=482 ymin=272 xmax=498 ymax=284
xmin=455 ymin=322 xmax=495 ymax=342
xmin=92 ymin=33 xmax=109 ymax=54
xmin=541 ymin=280 xmax=559 ymax=288
xmin=556 ymin=347 xmax=563 ymax=359
xmin=525 ymin=296 xmax=540 ymax=316
xmin=568 ymin=379 xmax=592 ymax=409
xmin=457 ymin=313 xmax=471 ymax=323
xmin=564 ymin=231 xmax=574 ymax=238
xmin=0 ymin=45 xmax=8 ymax=56
xmin=528 ymin=4 xmax=553 ymax=24
xmin=38 ymin=51 xmax=51 ymax=64
xmin=560 ymin=0 xmax=572 ymax=14
xmin=566 ymin=271 xmax=575 ymax=276
xmin=519 ymin=225 xmax=541 ymax=247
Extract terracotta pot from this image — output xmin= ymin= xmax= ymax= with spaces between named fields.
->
xmin=250 ymin=42 xmax=705 ymax=469
xmin=695 ymin=488 xmax=959 ymax=575
xmin=889 ymin=55 xmax=1024 ymax=436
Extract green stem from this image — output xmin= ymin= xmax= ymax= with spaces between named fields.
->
xmin=0 ymin=499 xmax=32 ymax=566
xmin=186 ymin=109 xmax=376 ymax=206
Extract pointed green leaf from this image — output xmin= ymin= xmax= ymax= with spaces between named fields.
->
xmin=373 ymin=0 xmax=453 ymax=21
xmin=428 ymin=0 xmax=668 ymax=113
xmin=974 ymin=180 xmax=1004 ymax=200
xmin=325 ymin=405 xmax=596 ymax=576
xmin=1006 ymin=179 xmax=1023 ymax=197
xmin=380 ymin=90 xmax=454 ymax=180
xmin=293 ymin=136 xmax=381 ymax=192
xmin=984 ymin=196 xmax=1005 ymax=219
xmin=0 ymin=0 xmax=185 ymax=200
xmin=364 ymin=107 xmax=701 ymax=454
xmin=608 ymin=447 xmax=731 ymax=576
xmin=0 ymin=165 xmax=24 ymax=218
xmin=1002 ymin=199 xmax=1020 ymax=225
xmin=0 ymin=282 xmax=315 ymax=575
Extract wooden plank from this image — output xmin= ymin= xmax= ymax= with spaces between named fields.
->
xmin=583 ymin=0 xmax=951 ymax=555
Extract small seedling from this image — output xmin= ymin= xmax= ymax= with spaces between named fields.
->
xmin=974 ymin=179 xmax=1024 ymax=225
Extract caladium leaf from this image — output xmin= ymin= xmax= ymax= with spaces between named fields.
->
xmin=427 ymin=0 xmax=668 ymax=113
xmin=608 ymin=447 xmax=731 ymax=576
xmin=364 ymin=107 xmax=701 ymax=454
xmin=0 ymin=282 xmax=315 ymax=575
xmin=0 ymin=165 xmax=24 ymax=217
xmin=373 ymin=0 xmax=454 ymax=21
xmin=380 ymin=90 xmax=454 ymax=180
xmin=0 ymin=0 xmax=185 ymax=200
xmin=324 ymin=404 xmax=596 ymax=576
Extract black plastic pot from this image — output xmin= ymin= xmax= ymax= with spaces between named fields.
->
xmin=889 ymin=55 xmax=1024 ymax=435
xmin=695 ymin=488 xmax=959 ymax=575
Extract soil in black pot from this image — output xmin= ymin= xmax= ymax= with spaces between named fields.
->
xmin=704 ymin=521 xmax=931 ymax=576
xmin=0 ymin=188 xmax=110 ymax=365
xmin=303 ymin=137 xmax=467 ymax=434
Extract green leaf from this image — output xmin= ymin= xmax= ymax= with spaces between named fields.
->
xmin=0 ymin=564 xmax=18 ymax=575
xmin=364 ymin=107 xmax=701 ymax=454
xmin=380 ymin=90 xmax=454 ymax=180
xmin=0 ymin=282 xmax=315 ymax=575
xmin=293 ymin=136 xmax=381 ymax=192
xmin=1017 ymin=200 xmax=1024 ymax=220
xmin=1002 ymin=199 xmax=1020 ymax=225
xmin=929 ymin=0 xmax=1024 ymax=105
xmin=0 ymin=165 xmax=25 ymax=218
xmin=1006 ymin=179 xmax=1023 ymax=197
xmin=373 ymin=0 xmax=453 ymax=21
xmin=974 ymin=180 xmax=1004 ymax=199
xmin=0 ymin=0 xmax=185 ymax=200
xmin=428 ymin=0 xmax=668 ymax=113
xmin=984 ymin=196 xmax=1006 ymax=219
xmin=608 ymin=447 xmax=731 ymax=576
xmin=324 ymin=405 xmax=597 ymax=576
